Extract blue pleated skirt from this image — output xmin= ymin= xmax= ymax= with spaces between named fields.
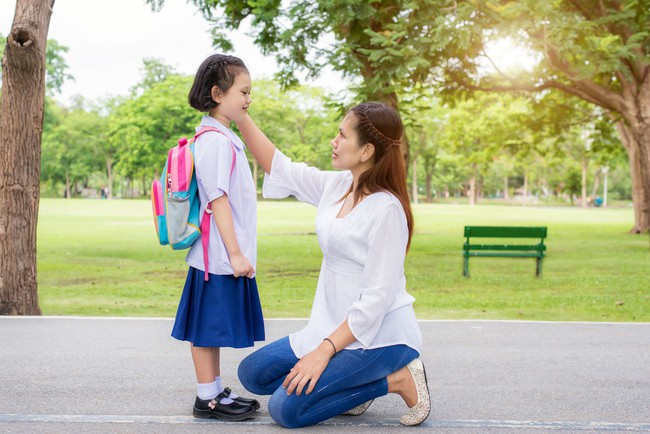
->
xmin=171 ymin=267 xmax=265 ymax=348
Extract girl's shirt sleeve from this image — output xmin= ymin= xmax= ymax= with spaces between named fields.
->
xmin=346 ymin=202 xmax=408 ymax=346
xmin=194 ymin=134 xmax=235 ymax=202
xmin=262 ymin=149 xmax=339 ymax=207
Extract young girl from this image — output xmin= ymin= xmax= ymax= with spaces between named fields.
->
xmin=236 ymin=102 xmax=429 ymax=428
xmin=171 ymin=54 xmax=264 ymax=421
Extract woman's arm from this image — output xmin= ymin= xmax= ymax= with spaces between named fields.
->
xmin=283 ymin=319 xmax=358 ymax=396
xmin=236 ymin=114 xmax=276 ymax=174
xmin=211 ymin=195 xmax=254 ymax=278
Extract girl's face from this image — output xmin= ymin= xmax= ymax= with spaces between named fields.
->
xmin=330 ymin=113 xmax=373 ymax=171
xmin=211 ymin=71 xmax=252 ymax=124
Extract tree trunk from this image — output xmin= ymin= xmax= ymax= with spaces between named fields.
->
xmin=0 ymin=0 xmax=54 ymax=315
xmin=616 ymin=121 xmax=650 ymax=233
xmin=468 ymin=164 xmax=477 ymax=206
xmin=65 ymin=173 xmax=70 ymax=199
xmin=602 ymin=169 xmax=608 ymax=208
xmin=503 ymin=176 xmax=510 ymax=200
xmin=106 ymin=158 xmax=113 ymax=199
xmin=630 ymin=127 xmax=650 ymax=233
xmin=522 ymin=173 xmax=528 ymax=206
xmin=425 ymin=173 xmax=433 ymax=203
xmin=624 ymin=79 xmax=650 ymax=233
xmin=581 ymin=156 xmax=588 ymax=208
xmin=591 ymin=168 xmax=601 ymax=200
xmin=411 ymin=156 xmax=418 ymax=204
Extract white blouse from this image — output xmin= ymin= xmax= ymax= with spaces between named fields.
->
xmin=263 ymin=150 xmax=423 ymax=358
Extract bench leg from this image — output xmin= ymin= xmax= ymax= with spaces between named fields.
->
xmin=463 ymin=256 xmax=469 ymax=277
xmin=536 ymin=257 xmax=542 ymax=277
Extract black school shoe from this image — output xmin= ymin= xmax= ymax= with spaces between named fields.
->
xmin=193 ymin=392 xmax=256 ymax=421
xmin=222 ymin=387 xmax=261 ymax=411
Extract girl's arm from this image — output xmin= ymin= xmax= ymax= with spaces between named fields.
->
xmin=236 ymin=114 xmax=276 ymax=174
xmin=282 ymin=319 xmax=357 ymax=396
xmin=211 ymin=194 xmax=254 ymax=278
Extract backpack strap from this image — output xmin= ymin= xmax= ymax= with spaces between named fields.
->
xmin=193 ymin=126 xmax=238 ymax=281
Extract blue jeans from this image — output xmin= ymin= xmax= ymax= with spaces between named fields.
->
xmin=238 ymin=336 xmax=419 ymax=428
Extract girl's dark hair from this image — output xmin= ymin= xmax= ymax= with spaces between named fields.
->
xmin=188 ymin=54 xmax=248 ymax=112
xmin=347 ymin=102 xmax=414 ymax=251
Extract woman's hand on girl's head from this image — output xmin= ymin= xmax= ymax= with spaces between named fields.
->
xmin=282 ymin=342 xmax=334 ymax=396
xmin=230 ymin=252 xmax=255 ymax=278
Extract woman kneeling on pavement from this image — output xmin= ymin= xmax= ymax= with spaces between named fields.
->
xmin=236 ymin=101 xmax=430 ymax=428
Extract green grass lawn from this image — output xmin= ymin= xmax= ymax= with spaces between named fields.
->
xmin=37 ymin=199 xmax=650 ymax=321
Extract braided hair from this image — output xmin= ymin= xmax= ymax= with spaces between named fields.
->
xmin=188 ymin=54 xmax=248 ymax=112
xmin=347 ymin=102 xmax=414 ymax=251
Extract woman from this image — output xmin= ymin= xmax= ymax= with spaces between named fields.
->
xmin=236 ymin=102 xmax=429 ymax=428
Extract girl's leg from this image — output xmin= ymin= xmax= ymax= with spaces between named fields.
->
xmin=191 ymin=344 xmax=216 ymax=383
xmin=190 ymin=343 xmax=258 ymax=420
xmin=211 ymin=347 xmax=221 ymax=378
xmin=268 ymin=345 xmax=418 ymax=428
xmin=238 ymin=336 xmax=299 ymax=395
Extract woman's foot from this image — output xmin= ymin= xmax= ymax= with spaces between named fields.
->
xmin=222 ymin=387 xmax=261 ymax=411
xmin=342 ymin=399 xmax=374 ymax=416
xmin=193 ymin=392 xmax=257 ymax=421
xmin=398 ymin=359 xmax=431 ymax=426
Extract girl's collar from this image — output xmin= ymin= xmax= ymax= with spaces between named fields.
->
xmin=199 ymin=115 xmax=245 ymax=149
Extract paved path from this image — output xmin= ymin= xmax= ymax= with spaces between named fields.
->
xmin=1 ymin=317 xmax=649 ymax=433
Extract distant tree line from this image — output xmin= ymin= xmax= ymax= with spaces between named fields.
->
xmin=1 ymin=38 xmax=630 ymax=207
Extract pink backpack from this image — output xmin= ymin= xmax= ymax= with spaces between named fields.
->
xmin=151 ymin=126 xmax=236 ymax=280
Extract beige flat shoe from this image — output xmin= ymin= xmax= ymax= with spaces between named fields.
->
xmin=342 ymin=399 xmax=374 ymax=416
xmin=399 ymin=359 xmax=431 ymax=426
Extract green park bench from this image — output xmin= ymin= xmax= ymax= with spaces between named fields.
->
xmin=462 ymin=226 xmax=547 ymax=277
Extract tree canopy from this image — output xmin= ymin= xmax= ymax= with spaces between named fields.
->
xmin=144 ymin=0 xmax=648 ymax=231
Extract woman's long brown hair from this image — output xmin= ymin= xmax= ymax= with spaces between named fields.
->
xmin=346 ymin=102 xmax=414 ymax=251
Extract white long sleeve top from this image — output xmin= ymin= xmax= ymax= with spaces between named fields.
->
xmin=263 ymin=150 xmax=423 ymax=358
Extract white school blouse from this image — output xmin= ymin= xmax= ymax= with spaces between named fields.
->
xmin=263 ymin=150 xmax=423 ymax=358
xmin=185 ymin=116 xmax=257 ymax=276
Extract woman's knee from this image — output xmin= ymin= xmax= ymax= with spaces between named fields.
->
xmin=268 ymin=389 xmax=300 ymax=428
xmin=237 ymin=351 xmax=267 ymax=395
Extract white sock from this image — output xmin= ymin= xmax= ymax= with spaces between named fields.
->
xmin=215 ymin=376 xmax=238 ymax=401
xmin=214 ymin=376 xmax=234 ymax=404
xmin=197 ymin=381 xmax=219 ymax=401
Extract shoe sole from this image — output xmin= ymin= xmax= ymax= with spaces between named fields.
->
xmin=342 ymin=398 xmax=374 ymax=416
xmin=193 ymin=406 xmax=257 ymax=422
xmin=419 ymin=361 xmax=431 ymax=425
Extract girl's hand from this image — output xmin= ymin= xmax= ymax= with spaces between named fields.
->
xmin=230 ymin=253 xmax=255 ymax=278
xmin=282 ymin=342 xmax=334 ymax=396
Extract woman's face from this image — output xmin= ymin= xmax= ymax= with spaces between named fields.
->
xmin=330 ymin=113 xmax=370 ymax=171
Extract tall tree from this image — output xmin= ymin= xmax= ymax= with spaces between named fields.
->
xmin=108 ymin=73 xmax=199 ymax=196
xmin=144 ymin=0 xmax=477 ymax=169
xmin=41 ymin=104 xmax=106 ymax=198
xmin=2 ymin=33 xmax=72 ymax=96
xmin=0 ymin=0 xmax=55 ymax=315
xmin=401 ymin=86 xmax=446 ymax=203
xmin=445 ymin=0 xmax=650 ymax=232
